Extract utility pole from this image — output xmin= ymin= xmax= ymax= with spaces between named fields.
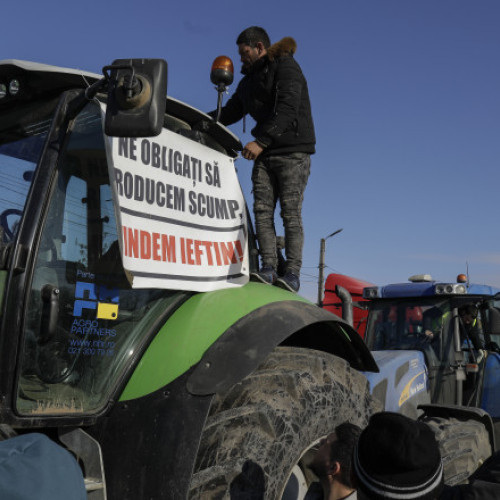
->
xmin=317 ymin=228 xmax=343 ymax=307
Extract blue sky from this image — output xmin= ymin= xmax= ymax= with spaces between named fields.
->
xmin=5 ymin=0 xmax=500 ymax=301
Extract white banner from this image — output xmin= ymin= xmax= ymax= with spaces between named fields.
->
xmin=101 ymin=106 xmax=249 ymax=291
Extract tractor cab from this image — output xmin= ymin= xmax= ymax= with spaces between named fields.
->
xmin=362 ymin=274 xmax=500 ymax=417
xmin=0 ymin=59 xmax=253 ymax=424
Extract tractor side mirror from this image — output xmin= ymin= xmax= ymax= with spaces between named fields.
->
xmin=104 ymin=58 xmax=168 ymax=137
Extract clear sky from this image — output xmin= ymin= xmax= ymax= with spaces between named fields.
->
xmin=5 ymin=0 xmax=500 ymax=302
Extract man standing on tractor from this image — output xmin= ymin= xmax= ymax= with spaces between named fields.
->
xmin=212 ymin=26 xmax=316 ymax=293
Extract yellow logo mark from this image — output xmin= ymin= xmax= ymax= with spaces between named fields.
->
xmin=97 ymin=303 xmax=119 ymax=320
xmin=399 ymin=371 xmax=425 ymax=407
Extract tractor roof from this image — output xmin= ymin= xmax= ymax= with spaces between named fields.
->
xmin=366 ymin=280 xmax=500 ymax=299
xmin=0 ymin=59 xmax=242 ymax=154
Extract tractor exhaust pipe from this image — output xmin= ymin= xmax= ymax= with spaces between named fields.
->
xmin=335 ymin=285 xmax=353 ymax=327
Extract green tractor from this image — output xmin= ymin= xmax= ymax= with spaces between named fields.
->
xmin=0 ymin=58 xmax=379 ymax=499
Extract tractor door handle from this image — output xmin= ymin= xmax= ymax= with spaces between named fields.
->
xmin=40 ymin=284 xmax=60 ymax=344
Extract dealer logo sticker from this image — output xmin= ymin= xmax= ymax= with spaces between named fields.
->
xmin=73 ymin=281 xmax=119 ymax=320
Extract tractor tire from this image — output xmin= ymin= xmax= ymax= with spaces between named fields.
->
xmin=422 ymin=416 xmax=492 ymax=486
xmin=188 ymin=346 xmax=380 ymax=499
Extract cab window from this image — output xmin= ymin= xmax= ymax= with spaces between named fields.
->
xmin=17 ymin=102 xmax=181 ymax=415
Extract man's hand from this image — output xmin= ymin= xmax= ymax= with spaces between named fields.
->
xmin=477 ymin=349 xmax=487 ymax=364
xmin=424 ymin=330 xmax=434 ymax=341
xmin=242 ymin=141 xmax=264 ymax=160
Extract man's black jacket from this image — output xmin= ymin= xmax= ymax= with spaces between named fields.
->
xmin=216 ymin=37 xmax=315 ymax=157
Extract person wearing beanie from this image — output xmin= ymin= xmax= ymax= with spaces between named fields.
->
xmin=352 ymin=412 xmax=444 ymax=500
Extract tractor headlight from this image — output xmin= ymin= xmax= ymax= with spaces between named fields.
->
xmin=0 ymin=80 xmax=21 ymax=99
xmin=435 ymin=283 xmax=467 ymax=295
xmin=363 ymin=287 xmax=379 ymax=299
xmin=8 ymin=79 xmax=20 ymax=96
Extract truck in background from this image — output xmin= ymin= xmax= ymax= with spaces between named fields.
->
xmin=322 ymin=273 xmax=374 ymax=337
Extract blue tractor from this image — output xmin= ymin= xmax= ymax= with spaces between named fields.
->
xmin=338 ymin=273 xmax=500 ymax=484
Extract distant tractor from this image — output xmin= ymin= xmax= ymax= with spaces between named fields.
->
xmin=360 ymin=274 xmax=500 ymax=417
xmin=329 ymin=272 xmax=500 ymax=484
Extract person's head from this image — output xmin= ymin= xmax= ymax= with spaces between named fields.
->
xmin=353 ymin=412 xmax=444 ymax=500
xmin=459 ymin=304 xmax=478 ymax=326
xmin=236 ymin=26 xmax=270 ymax=71
xmin=310 ymin=423 xmax=362 ymax=491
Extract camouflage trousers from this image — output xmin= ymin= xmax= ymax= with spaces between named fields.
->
xmin=251 ymin=152 xmax=311 ymax=276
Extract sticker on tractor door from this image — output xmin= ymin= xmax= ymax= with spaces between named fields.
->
xmin=73 ymin=280 xmax=119 ymax=320
xmin=68 ymin=276 xmax=118 ymax=358
xmin=100 ymin=104 xmax=249 ymax=292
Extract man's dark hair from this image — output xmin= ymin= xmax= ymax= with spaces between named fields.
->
xmin=236 ymin=26 xmax=271 ymax=48
xmin=330 ymin=423 xmax=362 ymax=488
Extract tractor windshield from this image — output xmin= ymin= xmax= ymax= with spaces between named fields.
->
xmin=365 ymin=296 xmax=498 ymax=362
xmin=364 ymin=298 xmax=453 ymax=362
xmin=0 ymin=98 xmax=57 ymax=243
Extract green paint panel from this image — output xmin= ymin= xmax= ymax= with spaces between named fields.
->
xmin=119 ymin=283 xmax=307 ymax=400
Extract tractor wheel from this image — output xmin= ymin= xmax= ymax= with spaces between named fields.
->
xmin=422 ymin=416 xmax=492 ymax=486
xmin=188 ymin=346 xmax=380 ymax=499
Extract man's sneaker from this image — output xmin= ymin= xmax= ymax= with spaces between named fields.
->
xmin=250 ymin=266 xmax=277 ymax=285
xmin=276 ymin=272 xmax=300 ymax=293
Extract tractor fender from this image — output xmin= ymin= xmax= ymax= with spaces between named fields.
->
xmin=120 ymin=283 xmax=378 ymax=402
xmin=187 ymin=299 xmax=378 ymax=396
xmin=419 ymin=403 xmax=496 ymax=452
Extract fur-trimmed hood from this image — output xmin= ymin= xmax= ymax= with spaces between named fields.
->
xmin=266 ymin=37 xmax=297 ymax=61
xmin=221 ymin=34 xmax=315 ymax=156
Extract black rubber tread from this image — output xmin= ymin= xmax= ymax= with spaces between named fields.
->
xmin=422 ymin=416 xmax=492 ymax=486
xmin=189 ymin=346 xmax=381 ymax=499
